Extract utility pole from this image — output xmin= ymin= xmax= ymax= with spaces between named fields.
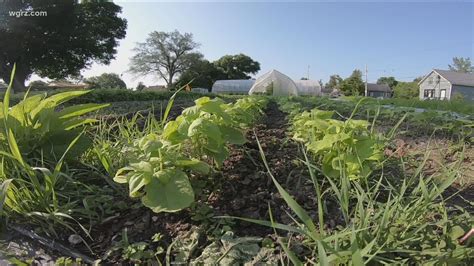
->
xmin=364 ymin=64 xmax=368 ymax=97
xmin=307 ymin=65 xmax=310 ymax=80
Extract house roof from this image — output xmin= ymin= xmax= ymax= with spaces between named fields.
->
xmin=367 ymin=83 xmax=391 ymax=92
xmin=431 ymin=69 xmax=474 ymax=87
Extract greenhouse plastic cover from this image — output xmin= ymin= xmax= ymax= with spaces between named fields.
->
xmin=249 ymin=69 xmax=299 ymax=96
xmin=212 ymin=79 xmax=255 ymax=94
xmin=295 ymin=80 xmax=322 ymax=96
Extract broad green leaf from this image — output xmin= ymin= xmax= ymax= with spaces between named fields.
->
xmin=141 ymin=169 xmax=194 ymax=213
xmin=175 ymin=159 xmax=210 ymax=174
xmin=220 ymin=125 xmax=246 ymax=145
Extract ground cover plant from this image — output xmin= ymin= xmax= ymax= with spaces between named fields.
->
xmin=0 ymin=77 xmax=473 ymax=264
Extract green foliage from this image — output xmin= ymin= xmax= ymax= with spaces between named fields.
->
xmin=135 ymin=82 xmax=146 ymax=91
xmin=176 ymin=58 xmax=226 ymax=89
xmin=0 ymin=0 xmax=127 ymax=92
xmin=448 ymin=57 xmax=473 ymax=73
xmin=0 ymin=90 xmax=108 ymax=160
xmin=85 ymin=73 xmax=127 ymax=90
xmin=235 ymin=133 xmax=474 ymax=264
xmin=291 ymin=108 xmax=383 ymax=180
xmin=114 ymin=96 xmax=268 ymax=213
xmin=163 ymin=97 xmax=264 ymax=166
xmin=393 ymin=81 xmax=419 ymax=99
xmin=377 ymin=76 xmax=398 ymax=89
xmin=129 ymin=30 xmax=200 ymax=89
xmin=340 ymin=69 xmax=365 ymax=96
xmin=214 ymin=54 xmax=261 ymax=79
xmin=325 ymin=74 xmax=343 ymax=90
xmin=114 ymin=134 xmax=207 ymax=212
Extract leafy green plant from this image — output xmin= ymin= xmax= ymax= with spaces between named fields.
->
xmin=291 ymin=108 xmax=384 ymax=180
xmin=114 ymin=96 xmax=268 ymax=213
xmin=226 ymin=135 xmax=473 ymax=264
xmin=162 ymin=97 xmax=247 ymax=166
xmin=114 ymin=134 xmax=210 ymax=213
xmin=0 ymin=88 xmax=108 ymax=160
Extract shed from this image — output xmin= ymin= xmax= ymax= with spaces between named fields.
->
xmin=367 ymin=83 xmax=392 ymax=98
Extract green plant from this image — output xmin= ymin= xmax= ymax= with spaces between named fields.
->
xmin=225 ymin=135 xmax=473 ymax=264
xmin=114 ymin=96 xmax=267 ymax=213
xmin=291 ymin=108 xmax=384 ymax=180
xmin=162 ymin=97 xmax=247 ymax=166
xmin=114 ymin=134 xmax=210 ymax=213
xmin=0 ymin=88 xmax=108 ymax=160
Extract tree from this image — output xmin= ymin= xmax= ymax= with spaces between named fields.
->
xmin=85 ymin=73 xmax=127 ymax=89
xmin=176 ymin=56 xmax=226 ymax=90
xmin=393 ymin=81 xmax=419 ymax=99
xmin=340 ymin=70 xmax=364 ymax=96
xmin=377 ymin=76 xmax=398 ymax=89
xmin=135 ymin=82 xmax=146 ymax=91
xmin=129 ymin=30 xmax=200 ymax=89
xmin=0 ymin=0 xmax=127 ymax=92
xmin=448 ymin=57 xmax=473 ymax=73
xmin=325 ymin=74 xmax=343 ymax=90
xmin=214 ymin=54 xmax=260 ymax=79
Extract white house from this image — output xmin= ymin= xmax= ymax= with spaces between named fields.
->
xmin=418 ymin=69 xmax=474 ymax=101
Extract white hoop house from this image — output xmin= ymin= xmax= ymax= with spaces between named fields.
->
xmin=248 ymin=69 xmax=298 ymax=96
xmin=295 ymin=80 xmax=321 ymax=96
xmin=212 ymin=80 xmax=255 ymax=94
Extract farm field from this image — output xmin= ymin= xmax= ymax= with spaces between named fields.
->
xmin=0 ymin=88 xmax=473 ymax=265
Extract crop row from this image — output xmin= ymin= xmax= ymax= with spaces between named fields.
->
xmin=113 ymin=96 xmax=269 ymax=213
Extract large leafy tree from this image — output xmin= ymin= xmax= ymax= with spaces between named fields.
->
xmin=85 ymin=73 xmax=127 ymax=89
xmin=393 ymin=81 xmax=419 ymax=99
xmin=377 ymin=76 xmax=398 ymax=89
xmin=340 ymin=70 xmax=364 ymax=96
xmin=214 ymin=54 xmax=260 ymax=79
xmin=129 ymin=30 xmax=200 ymax=89
xmin=0 ymin=0 xmax=127 ymax=92
xmin=448 ymin=57 xmax=473 ymax=73
xmin=176 ymin=56 xmax=226 ymax=90
xmin=325 ymin=74 xmax=343 ymax=90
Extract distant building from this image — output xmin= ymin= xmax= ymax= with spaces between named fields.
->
xmin=212 ymin=80 xmax=255 ymax=94
xmin=294 ymin=80 xmax=321 ymax=96
xmin=418 ymin=69 xmax=474 ymax=101
xmin=143 ymin=85 xmax=167 ymax=92
xmin=48 ymin=81 xmax=89 ymax=90
xmin=367 ymin=83 xmax=392 ymax=98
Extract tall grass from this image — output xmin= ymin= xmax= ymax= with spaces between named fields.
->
xmin=224 ymin=99 xmax=473 ymax=264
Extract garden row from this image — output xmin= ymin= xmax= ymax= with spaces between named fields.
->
xmin=0 ymin=85 xmax=269 ymax=263
xmin=255 ymin=98 xmax=474 ymax=264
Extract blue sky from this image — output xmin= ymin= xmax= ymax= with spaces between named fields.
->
xmin=78 ymin=1 xmax=474 ymax=88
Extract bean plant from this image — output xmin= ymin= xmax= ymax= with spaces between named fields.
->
xmin=115 ymin=96 xmax=268 ymax=213
xmin=291 ymin=108 xmax=383 ymax=181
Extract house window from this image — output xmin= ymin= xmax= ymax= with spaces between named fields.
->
xmin=424 ymin=89 xmax=435 ymax=98
xmin=428 ymin=77 xmax=433 ymax=84
xmin=440 ymin=89 xmax=446 ymax=99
